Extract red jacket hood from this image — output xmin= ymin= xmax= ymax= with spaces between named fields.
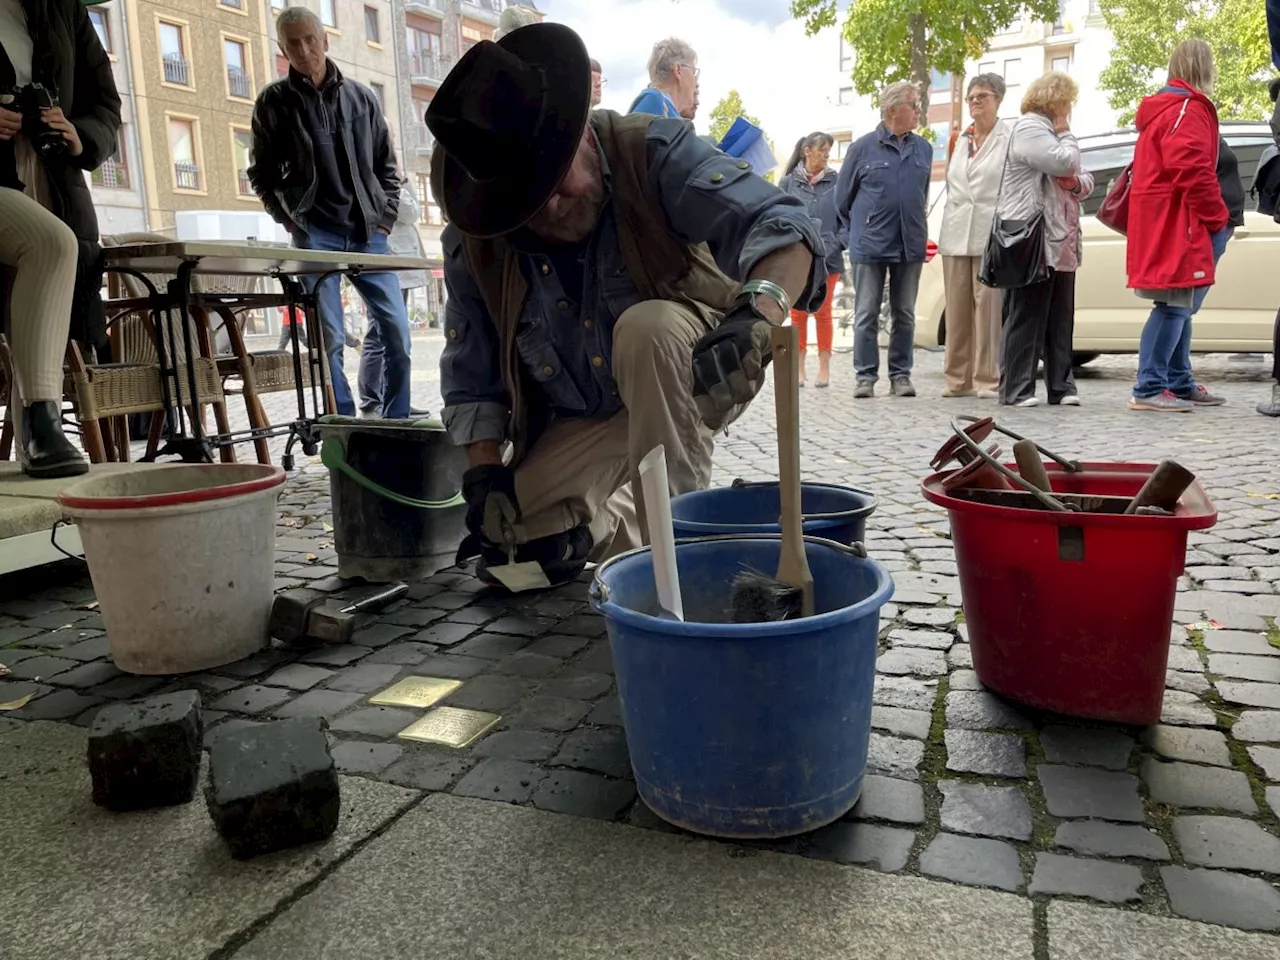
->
xmin=1135 ymin=79 xmax=1215 ymax=133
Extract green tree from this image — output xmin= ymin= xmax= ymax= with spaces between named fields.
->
xmin=1097 ymin=0 xmax=1269 ymax=125
xmin=708 ymin=89 xmax=776 ymax=182
xmin=790 ymin=0 xmax=1061 ymax=118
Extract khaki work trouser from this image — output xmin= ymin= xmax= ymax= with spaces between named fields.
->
xmin=942 ymin=255 xmax=1003 ymax=395
xmin=512 ymin=299 xmax=720 ymax=563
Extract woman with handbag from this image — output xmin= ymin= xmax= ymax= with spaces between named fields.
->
xmin=1127 ymin=40 xmax=1231 ymax=412
xmin=990 ymin=71 xmax=1092 ymax=407
xmin=938 ymin=73 xmax=1011 ymax=399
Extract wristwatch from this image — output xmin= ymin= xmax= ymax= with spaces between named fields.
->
xmin=734 ymin=278 xmax=791 ymax=325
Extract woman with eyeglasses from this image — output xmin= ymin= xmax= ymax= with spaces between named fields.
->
xmin=937 ymin=74 xmax=1011 ymax=399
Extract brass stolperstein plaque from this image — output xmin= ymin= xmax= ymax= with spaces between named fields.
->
xmin=368 ymin=676 xmax=462 ymax=709
xmin=397 ymin=707 xmax=500 ymax=748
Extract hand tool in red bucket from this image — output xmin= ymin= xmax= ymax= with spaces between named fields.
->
xmin=729 ymin=324 xmax=814 ymax=622
xmin=936 ymin=415 xmax=1081 ymax=512
xmin=638 ymin=444 xmax=684 ymax=621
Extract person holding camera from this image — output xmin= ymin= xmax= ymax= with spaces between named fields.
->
xmin=0 ymin=0 xmax=121 ymax=475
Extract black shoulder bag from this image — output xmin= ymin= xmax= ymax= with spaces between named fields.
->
xmin=978 ymin=125 xmax=1049 ymax=289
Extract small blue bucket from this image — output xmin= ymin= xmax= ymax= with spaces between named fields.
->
xmin=669 ymin=480 xmax=877 ymax=545
xmin=590 ymin=535 xmax=894 ymax=839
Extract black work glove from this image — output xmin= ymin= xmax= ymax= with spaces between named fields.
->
xmin=461 ymin=464 xmax=521 ymax=547
xmin=690 ymin=305 xmax=774 ymax=426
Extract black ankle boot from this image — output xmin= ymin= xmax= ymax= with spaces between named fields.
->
xmin=19 ymin=402 xmax=88 ymax=479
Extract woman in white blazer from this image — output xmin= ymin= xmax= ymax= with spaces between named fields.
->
xmin=937 ymin=74 xmax=1012 ymax=398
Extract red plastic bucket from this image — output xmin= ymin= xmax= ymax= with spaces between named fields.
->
xmin=921 ymin=462 xmax=1217 ymax=725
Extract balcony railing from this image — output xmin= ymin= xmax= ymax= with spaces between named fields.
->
xmin=410 ymin=52 xmax=452 ymax=82
xmin=91 ymin=158 xmax=130 ymax=189
xmin=227 ymin=66 xmax=252 ymax=100
xmin=237 ymin=170 xmax=253 ymax=196
xmin=162 ymin=54 xmax=190 ymax=86
xmin=411 ymin=123 xmax=435 ymax=154
xmin=174 ymin=160 xmax=201 ymax=190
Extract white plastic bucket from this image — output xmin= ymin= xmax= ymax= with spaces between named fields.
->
xmin=58 ymin=464 xmax=287 ymax=675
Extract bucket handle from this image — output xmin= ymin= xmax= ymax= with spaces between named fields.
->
xmin=588 ymin=533 xmax=868 ymax=608
xmin=320 ymin=438 xmax=465 ymax=510
xmin=729 ymin=477 xmax=876 ymax=522
xmin=948 ymin=417 xmax=1074 ymax=513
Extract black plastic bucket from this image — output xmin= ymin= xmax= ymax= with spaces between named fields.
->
xmin=316 ymin=416 xmax=468 ymax=582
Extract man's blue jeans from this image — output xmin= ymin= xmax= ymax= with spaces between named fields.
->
xmin=293 ymin=225 xmax=412 ymax=418
xmin=357 ymin=289 xmax=411 ymax=412
xmin=1135 ymin=226 xmax=1232 ymax=398
xmin=852 ymin=260 xmax=923 ymax=382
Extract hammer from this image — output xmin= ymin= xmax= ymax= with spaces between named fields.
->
xmin=270 ymin=583 xmax=409 ymax=645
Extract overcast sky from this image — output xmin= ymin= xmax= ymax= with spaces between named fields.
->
xmin=539 ymin=0 xmax=856 ymax=153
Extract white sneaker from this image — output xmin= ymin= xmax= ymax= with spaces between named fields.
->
xmin=1059 ymin=395 xmax=1081 ymax=406
xmin=1014 ymin=397 xmax=1040 ymax=408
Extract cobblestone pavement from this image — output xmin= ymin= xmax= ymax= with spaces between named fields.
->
xmin=3 ymin=348 xmax=1280 ymax=943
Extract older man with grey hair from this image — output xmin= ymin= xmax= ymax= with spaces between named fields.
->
xmin=835 ymin=80 xmax=932 ymax=399
xmin=629 ymin=37 xmax=698 ymax=119
xmin=247 ymin=6 xmax=412 ymax=418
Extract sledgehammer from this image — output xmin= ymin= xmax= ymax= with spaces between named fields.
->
xmin=270 ymin=583 xmax=409 ymax=645
xmin=1124 ymin=460 xmax=1196 ymax=516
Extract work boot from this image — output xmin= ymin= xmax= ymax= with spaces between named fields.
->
xmin=854 ymin=380 xmax=875 ymax=399
xmin=891 ymin=376 xmax=916 ymax=398
xmin=1259 ymin=384 xmax=1280 ymax=417
xmin=17 ymin=401 xmax=88 ymax=479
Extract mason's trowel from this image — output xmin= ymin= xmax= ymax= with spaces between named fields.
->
xmin=485 ymin=525 xmax=552 ymax=594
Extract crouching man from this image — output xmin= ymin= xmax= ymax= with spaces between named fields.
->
xmin=428 ymin=22 xmax=823 ymax=589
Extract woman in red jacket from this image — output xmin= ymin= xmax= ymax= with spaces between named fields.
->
xmin=1127 ymin=40 xmax=1230 ymax=412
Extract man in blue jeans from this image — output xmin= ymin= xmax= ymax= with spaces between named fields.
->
xmin=247 ymin=6 xmax=412 ymax=418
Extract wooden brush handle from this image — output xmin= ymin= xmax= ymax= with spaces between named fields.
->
xmin=1013 ymin=439 xmax=1052 ymax=492
xmin=770 ymin=324 xmax=814 ymax=616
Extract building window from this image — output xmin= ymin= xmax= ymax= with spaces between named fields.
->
xmin=838 ymin=37 xmax=852 ymax=73
xmin=930 ymin=121 xmax=950 ymax=163
xmin=837 ymin=86 xmax=853 ymax=106
xmin=232 ymin=128 xmax=253 ymax=196
xmin=91 ymin=130 xmax=129 ymax=189
xmin=997 ymin=15 xmax=1022 ymax=34
xmin=929 ymin=68 xmax=952 ymax=94
xmin=321 ymin=0 xmax=337 ymax=28
xmin=159 ymin=21 xmax=190 ymax=86
xmin=89 ymin=8 xmax=111 ymax=54
xmin=408 ymin=23 xmax=444 ymax=78
xmin=978 ymin=60 xmax=996 ymax=75
xmin=219 ymin=0 xmax=244 ymax=9
xmin=370 ymin=82 xmax=385 ymax=111
xmin=224 ymin=38 xmax=252 ymax=99
xmin=364 ymin=6 xmax=380 ymax=43
xmin=168 ymin=117 xmax=201 ymax=190
xmin=1004 ymin=59 xmax=1021 ymax=81
xmin=1051 ymin=55 xmax=1071 ymax=74
xmin=460 ymin=24 xmax=484 ymax=52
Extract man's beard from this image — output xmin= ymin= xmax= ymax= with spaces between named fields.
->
xmin=527 ymin=152 xmax=606 ymax=244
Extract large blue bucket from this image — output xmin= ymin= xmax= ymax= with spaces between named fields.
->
xmin=669 ymin=480 xmax=877 ymax=545
xmin=589 ymin=535 xmax=894 ymax=839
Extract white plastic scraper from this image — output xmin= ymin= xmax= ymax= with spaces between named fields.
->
xmin=639 ymin=445 xmax=683 ymax=621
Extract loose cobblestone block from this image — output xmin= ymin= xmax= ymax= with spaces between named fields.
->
xmin=272 ymin=689 xmax=363 ymax=720
xmin=1039 ymin=725 xmax=1134 ymax=771
xmin=805 ymin=821 xmax=915 ymax=872
xmin=867 ymin=733 xmax=925 ymax=780
xmin=944 ymin=730 xmax=1027 ymax=777
xmin=1202 ymin=630 xmax=1280 ymax=657
xmin=1209 ymin=654 xmax=1280 ymax=684
xmin=330 ymin=740 xmax=403 ymax=775
xmin=1161 ymin=866 xmax=1280 ymax=932
xmin=1248 ymin=744 xmax=1280 ymax=780
xmin=1140 ymin=725 xmax=1231 ymax=767
xmin=848 ymin=775 xmax=926 ymax=825
xmin=1038 ymin=765 xmax=1144 ymax=822
xmin=511 ymin=696 xmax=593 ymax=732
xmin=329 ymin=706 xmax=419 ymax=738
xmin=1028 ymin=853 xmax=1143 ymax=903
xmin=473 ymin=729 xmax=563 ymax=762
xmin=871 ymin=705 xmax=932 ymax=740
xmin=872 ymin=675 xmax=938 ymax=711
xmin=532 ymin=769 xmax=637 ymax=820
xmin=876 ymin=648 xmax=947 ymax=677
xmin=919 ymin=833 xmax=1022 ymax=892
xmin=1140 ymin=759 xmax=1258 ymax=814
xmin=888 ymin=629 xmax=954 ymax=651
xmin=1173 ymin=815 xmax=1280 ymax=872
xmin=205 ymin=717 xmax=340 ymax=860
xmin=88 ymin=691 xmax=202 ymax=812
xmin=1053 ymin=821 xmax=1169 ymax=860
xmin=1232 ymin=710 xmax=1280 ymax=742
xmin=945 ymin=691 xmax=1032 ymax=731
xmin=453 ymin=758 xmax=545 ymax=803
xmin=939 ymin=781 xmax=1032 ymax=841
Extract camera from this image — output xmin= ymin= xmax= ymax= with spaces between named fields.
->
xmin=0 ymin=83 xmax=67 ymax=160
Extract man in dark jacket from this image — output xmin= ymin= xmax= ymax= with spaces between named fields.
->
xmin=247 ymin=6 xmax=412 ymax=418
xmin=836 ymin=81 xmax=932 ymax=399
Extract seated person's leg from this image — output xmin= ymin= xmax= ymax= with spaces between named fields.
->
xmin=0 ymin=187 xmax=86 ymax=477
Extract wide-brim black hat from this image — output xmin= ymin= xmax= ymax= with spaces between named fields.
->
xmin=427 ymin=22 xmax=592 ymax=239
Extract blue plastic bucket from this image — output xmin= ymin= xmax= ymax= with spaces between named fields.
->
xmin=669 ymin=481 xmax=877 ymax=545
xmin=590 ymin=535 xmax=894 ymax=839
